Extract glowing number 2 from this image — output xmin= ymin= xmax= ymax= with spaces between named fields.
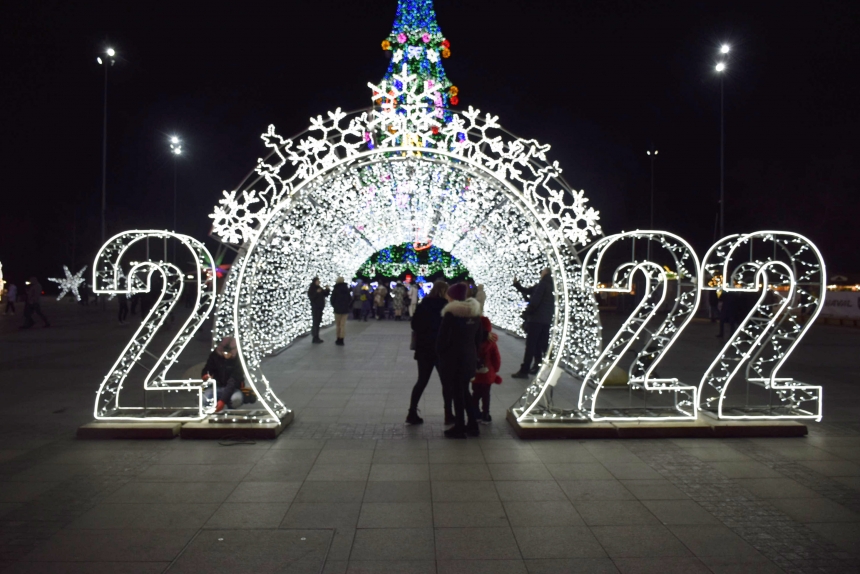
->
xmin=92 ymin=231 xmax=217 ymax=421
xmin=698 ymin=231 xmax=825 ymax=420
xmin=578 ymin=231 xmax=701 ymax=421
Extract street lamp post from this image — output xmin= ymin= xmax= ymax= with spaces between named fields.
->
xmin=97 ymin=47 xmax=116 ymax=249
xmin=646 ymin=148 xmax=658 ymax=259
xmin=716 ymin=44 xmax=730 ymax=238
xmin=170 ymin=136 xmax=182 ymax=262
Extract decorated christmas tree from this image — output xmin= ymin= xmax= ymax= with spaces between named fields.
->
xmin=379 ymin=0 xmax=459 ymax=110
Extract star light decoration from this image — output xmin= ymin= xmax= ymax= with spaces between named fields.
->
xmin=208 ymin=63 xmax=604 ymax=424
xmin=48 ymin=265 xmax=87 ymax=301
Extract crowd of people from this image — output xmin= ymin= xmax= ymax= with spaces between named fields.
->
xmin=307 ymin=270 xmax=555 ymax=438
xmin=306 ymin=277 xmax=422 ymax=344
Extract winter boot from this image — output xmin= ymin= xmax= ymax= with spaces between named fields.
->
xmin=405 ymin=409 xmax=424 ymax=425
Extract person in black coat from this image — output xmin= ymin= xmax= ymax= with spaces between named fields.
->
xmin=437 ymin=282 xmax=483 ymax=438
xmin=307 ymin=277 xmax=330 ymax=344
xmin=330 ymin=277 xmax=352 ymax=346
xmin=512 ymin=268 xmax=555 ymax=378
xmin=406 ymin=280 xmax=449 ymax=425
xmin=201 ymin=337 xmax=245 ymax=412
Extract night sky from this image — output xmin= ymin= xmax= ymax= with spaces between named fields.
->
xmin=2 ymin=0 xmax=858 ymax=287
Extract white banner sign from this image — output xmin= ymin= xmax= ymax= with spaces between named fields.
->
xmin=821 ymin=291 xmax=860 ymax=319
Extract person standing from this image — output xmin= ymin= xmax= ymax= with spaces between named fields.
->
xmin=406 ymin=280 xmax=448 ymax=425
xmin=330 ymin=277 xmax=352 ymax=346
xmin=360 ymin=285 xmax=372 ymax=321
xmin=118 ymin=294 xmax=129 ymax=325
xmin=471 ymin=316 xmax=502 ymax=423
xmin=512 ymin=268 xmax=554 ymax=378
xmin=392 ymin=282 xmax=407 ymax=320
xmin=351 ymin=280 xmax=364 ymax=320
xmin=408 ymin=282 xmax=419 ymax=317
xmin=21 ymin=277 xmax=50 ymax=329
xmin=437 ymin=282 xmax=483 ymax=438
xmin=374 ymin=283 xmax=388 ymax=320
xmin=307 ymin=277 xmax=330 ymax=344
xmin=4 ymin=283 xmax=17 ymax=315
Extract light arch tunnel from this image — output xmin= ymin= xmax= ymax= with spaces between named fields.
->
xmin=211 ymin=151 xmax=603 ymax=425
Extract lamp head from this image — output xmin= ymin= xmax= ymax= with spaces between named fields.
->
xmin=716 ymin=62 xmax=726 ymax=72
xmin=106 ymin=47 xmax=116 ymax=57
xmin=720 ymin=44 xmax=730 ymax=54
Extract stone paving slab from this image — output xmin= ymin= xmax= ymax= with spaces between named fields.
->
xmin=1 ymin=300 xmax=859 ymax=572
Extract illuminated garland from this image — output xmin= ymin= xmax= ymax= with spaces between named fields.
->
xmin=356 ymin=243 xmax=468 ymax=278
xmin=209 ymin=3 xmax=604 ymax=425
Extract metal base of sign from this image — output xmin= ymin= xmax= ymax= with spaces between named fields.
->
xmin=507 ymin=410 xmax=808 ymax=440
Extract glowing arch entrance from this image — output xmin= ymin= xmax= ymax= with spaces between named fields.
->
xmin=209 ymin=65 xmax=603 ymax=424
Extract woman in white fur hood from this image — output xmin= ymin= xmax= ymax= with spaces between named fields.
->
xmin=436 ymin=282 xmax=483 ymax=438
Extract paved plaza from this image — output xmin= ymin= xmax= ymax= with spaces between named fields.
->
xmin=1 ymin=299 xmax=859 ymax=573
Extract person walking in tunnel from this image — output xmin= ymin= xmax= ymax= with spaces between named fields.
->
xmin=511 ymin=268 xmax=554 ymax=378
xmin=406 ymin=280 xmax=448 ymax=425
xmin=437 ymin=282 xmax=483 ymax=438
xmin=330 ymin=277 xmax=351 ymax=346
xmin=307 ymin=277 xmax=330 ymax=344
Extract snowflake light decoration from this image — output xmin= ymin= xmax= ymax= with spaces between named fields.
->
xmin=48 ymin=265 xmax=87 ymax=301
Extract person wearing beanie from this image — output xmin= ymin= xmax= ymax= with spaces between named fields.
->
xmin=436 ymin=282 xmax=483 ymax=438
xmin=472 ymin=316 xmax=502 ymax=423
xmin=512 ymin=267 xmax=554 ymax=378
xmin=329 ymin=277 xmax=352 ymax=346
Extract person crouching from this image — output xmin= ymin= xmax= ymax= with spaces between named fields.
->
xmin=202 ymin=337 xmax=245 ymax=412
xmin=472 ymin=316 xmax=502 ymax=423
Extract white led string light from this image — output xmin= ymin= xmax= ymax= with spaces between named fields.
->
xmin=48 ymin=265 xmax=88 ymax=301
xmin=209 ymin=64 xmax=603 ymax=424
xmin=573 ymin=231 xmax=700 ymax=421
xmin=698 ymin=231 xmax=825 ymax=420
xmin=91 ymin=231 xmax=218 ymax=421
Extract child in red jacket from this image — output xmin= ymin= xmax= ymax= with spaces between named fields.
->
xmin=472 ymin=316 xmax=502 ymax=423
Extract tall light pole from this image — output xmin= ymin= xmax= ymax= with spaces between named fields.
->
xmin=716 ymin=43 xmax=729 ymax=238
xmin=97 ymin=47 xmax=116 ymax=249
xmin=170 ymin=136 xmax=182 ymax=262
xmin=646 ymin=148 xmax=658 ymax=259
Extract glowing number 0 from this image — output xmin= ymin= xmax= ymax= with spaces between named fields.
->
xmin=698 ymin=231 xmax=825 ymax=420
xmin=578 ymin=231 xmax=701 ymax=421
xmin=92 ymin=231 xmax=217 ymax=421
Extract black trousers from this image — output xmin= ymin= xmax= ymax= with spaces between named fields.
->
xmin=118 ymin=297 xmax=129 ymax=322
xmin=520 ymin=322 xmax=551 ymax=372
xmin=441 ymin=367 xmax=477 ymax=428
xmin=472 ymin=383 xmax=491 ymax=415
xmin=5 ymin=301 xmax=15 ymax=313
xmin=311 ymin=306 xmax=323 ymax=340
xmin=410 ymin=354 xmax=438 ymax=412
xmin=23 ymin=303 xmax=49 ymax=327
xmin=352 ymin=308 xmax=361 ymax=319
